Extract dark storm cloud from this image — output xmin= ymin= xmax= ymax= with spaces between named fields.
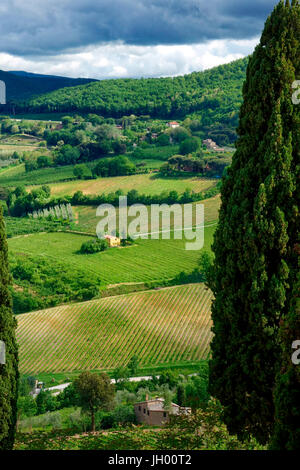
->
xmin=0 ymin=0 xmax=278 ymax=56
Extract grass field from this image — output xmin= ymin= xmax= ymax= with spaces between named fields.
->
xmin=17 ymin=283 xmax=213 ymax=374
xmin=8 ymin=222 xmax=216 ymax=286
xmin=38 ymin=174 xmax=218 ymax=197
xmin=10 ymin=113 xmax=65 ymax=121
xmin=0 ymin=164 xmax=76 ymax=187
xmin=128 ymin=157 xmax=165 ymax=169
xmin=0 ymin=163 xmax=24 ymax=176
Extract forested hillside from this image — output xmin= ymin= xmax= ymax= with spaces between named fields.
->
xmin=0 ymin=70 xmax=96 ymax=101
xmin=16 ymin=58 xmax=248 ymax=129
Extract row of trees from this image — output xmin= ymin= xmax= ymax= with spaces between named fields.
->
xmin=160 ymin=154 xmax=231 ymax=177
xmin=70 ymin=185 xmax=221 ymax=207
xmin=28 ymin=203 xmax=74 ymax=221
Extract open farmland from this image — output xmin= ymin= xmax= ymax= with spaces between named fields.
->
xmin=36 ymin=174 xmax=218 ymax=197
xmin=0 ymin=134 xmax=42 ymax=156
xmin=8 ymin=223 xmax=216 ymax=287
xmin=16 ymin=283 xmax=213 ymax=374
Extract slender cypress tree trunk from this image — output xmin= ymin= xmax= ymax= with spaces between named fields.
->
xmin=91 ymin=410 xmax=95 ymax=432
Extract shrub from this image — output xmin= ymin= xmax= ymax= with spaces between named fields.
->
xmin=79 ymin=239 xmax=108 ymax=254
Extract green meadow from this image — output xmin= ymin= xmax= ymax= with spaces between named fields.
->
xmin=8 ymin=224 xmax=216 ymax=287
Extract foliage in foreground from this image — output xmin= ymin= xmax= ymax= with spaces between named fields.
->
xmin=14 ymin=400 xmax=264 ymax=451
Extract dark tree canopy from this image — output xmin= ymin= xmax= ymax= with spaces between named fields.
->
xmin=0 ymin=207 xmax=19 ymax=449
xmin=74 ymin=371 xmax=114 ymax=432
xmin=208 ymin=0 xmax=299 ymax=446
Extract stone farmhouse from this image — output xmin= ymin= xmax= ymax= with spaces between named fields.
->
xmin=203 ymin=138 xmax=224 ymax=152
xmin=134 ymin=397 xmax=191 ymax=426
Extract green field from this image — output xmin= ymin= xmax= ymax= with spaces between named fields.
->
xmin=0 ymin=164 xmax=76 ymax=187
xmin=128 ymin=157 xmax=165 ymax=169
xmin=8 ymin=222 xmax=215 ymax=287
xmin=17 ymin=283 xmax=213 ymax=374
xmin=40 ymin=174 xmax=217 ymax=197
xmin=10 ymin=113 xmax=66 ymax=121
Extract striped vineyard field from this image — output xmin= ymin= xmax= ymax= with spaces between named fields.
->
xmin=17 ymin=283 xmax=213 ymax=374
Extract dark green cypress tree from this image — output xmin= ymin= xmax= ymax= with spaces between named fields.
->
xmin=271 ymin=251 xmax=300 ymax=450
xmin=0 ymin=207 xmax=19 ymax=449
xmin=208 ymin=0 xmax=299 ymax=444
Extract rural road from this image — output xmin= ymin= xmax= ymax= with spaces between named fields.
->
xmin=44 ymin=373 xmax=198 ymax=395
xmin=44 ymin=375 xmax=160 ymax=395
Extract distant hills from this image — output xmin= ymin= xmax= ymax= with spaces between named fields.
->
xmin=0 ymin=69 xmax=96 ymax=101
xmin=10 ymin=57 xmax=248 ymax=130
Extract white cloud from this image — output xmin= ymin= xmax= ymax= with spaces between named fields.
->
xmin=0 ymin=38 xmax=258 ymax=80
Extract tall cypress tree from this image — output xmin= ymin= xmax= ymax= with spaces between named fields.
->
xmin=271 ymin=251 xmax=300 ymax=450
xmin=208 ymin=0 xmax=299 ymax=444
xmin=0 ymin=207 xmax=18 ymax=449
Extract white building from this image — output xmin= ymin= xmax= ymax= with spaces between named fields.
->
xmin=167 ymin=121 xmax=180 ymax=129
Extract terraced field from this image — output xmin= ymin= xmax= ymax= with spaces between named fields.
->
xmin=17 ymin=283 xmax=213 ymax=374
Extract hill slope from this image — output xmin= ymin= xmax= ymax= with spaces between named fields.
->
xmin=17 ymin=284 xmax=213 ymax=374
xmin=0 ymin=70 xmax=96 ymax=102
xmin=16 ymin=58 xmax=248 ymax=127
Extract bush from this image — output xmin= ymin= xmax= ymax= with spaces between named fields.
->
xmin=179 ymin=137 xmax=200 ymax=155
xmin=79 ymin=239 xmax=108 ymax=254
xmin=113 ymin=405 xmax=136 ymax=426
xmin=73 ymin=164 xmax=92 ymax=180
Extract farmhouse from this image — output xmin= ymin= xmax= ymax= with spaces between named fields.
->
xmin=134 ymin=397 xmax=191 ymax=426
xmin=30 ymin=380 xmax=44 ymax=398
xmin=167 ymin=121 xmax=180 ymax=129
xmin=203 ymin=138 xmax=224 ymax=152
xmin=105 ymin=235 xmax=121 ymax=247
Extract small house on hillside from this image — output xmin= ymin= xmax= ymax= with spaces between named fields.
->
xmin=134 ymin=398 xmax=191 ymax=426
xmin=105 ymin=235 xmax=121 ymax=247
xmin=166 ymin=121 xmax=180 ymax=129
xmin=203 ymin=138 xmax=224 ymax=152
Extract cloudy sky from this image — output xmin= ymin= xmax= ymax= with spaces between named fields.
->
xmin=0 ymin=0 xmax=278 ymax=79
